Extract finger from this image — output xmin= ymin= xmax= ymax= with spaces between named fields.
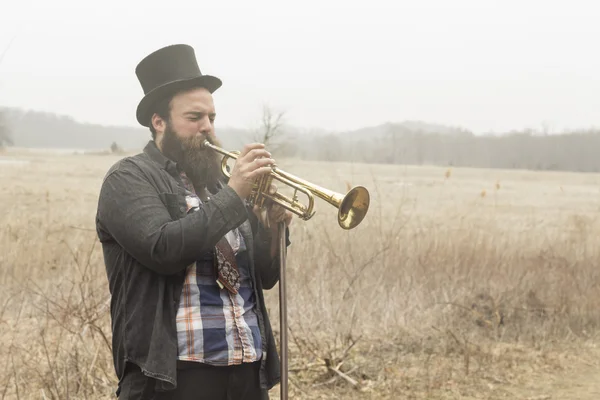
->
xmin=248 ymin=157 xmax=275 ymax=171
xmin=268 ymin=183 xmax=277 ymax=195
xmin=253 ymin=206 xmax=268 ymax=228
xmin=274 ymin=206 xmax=286 ymax=219
xmin=271 ymin=208 xmax=286 ymax=223
xmin=283 ymin=212 xmax=293 ymax=226
xmin=267 ymin=202 xmax=282 ymax=213
xmin=252 ymin=205 xmax=269 ymax=225
xmin=242 ymin=148 xmax=272 ymax=163
xmin=248 ymin=166 xmax=275 ymax=179
xmin=268 ymin=211 xmax=283 ymax=223
xmin=240 ymin=143 xmax=265 ymax=157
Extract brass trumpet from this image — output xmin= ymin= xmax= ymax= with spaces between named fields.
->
xmin=201 ymin=140 xmax=370 ymax=230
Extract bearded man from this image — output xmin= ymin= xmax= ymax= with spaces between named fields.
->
xmin=95 ymin=44 xmax=292 ymax=400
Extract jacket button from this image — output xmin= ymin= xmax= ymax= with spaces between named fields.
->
xmin=179 ymin=206 xmax=186 ymax=213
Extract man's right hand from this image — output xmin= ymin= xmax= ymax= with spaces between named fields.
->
xmin=227 ymin=143 xmax=274 ymax=199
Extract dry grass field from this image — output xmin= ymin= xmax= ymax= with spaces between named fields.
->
xmin=2 ymin=147 xmax=600 ymax=399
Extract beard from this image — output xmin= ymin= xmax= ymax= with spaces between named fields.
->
xmin=160 ymin=122 xmax=224 ymax=193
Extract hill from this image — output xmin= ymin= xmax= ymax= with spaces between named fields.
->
xmin=0 ymin=107 xmax=254 ymax=152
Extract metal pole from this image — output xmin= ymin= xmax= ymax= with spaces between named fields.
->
xmin=278 ymin=221 xmax=288 ymax=400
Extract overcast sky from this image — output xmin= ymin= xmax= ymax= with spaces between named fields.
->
xmin=1 ymin=0 xmax=599 ymax=134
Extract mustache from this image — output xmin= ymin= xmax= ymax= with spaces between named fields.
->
xmin=201 ymin=134 xmax=221 ymax=148
xmin=185 ymin=134 xmax=220 ymax=151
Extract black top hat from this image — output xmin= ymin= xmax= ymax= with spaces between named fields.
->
xmin=135 ymin=44 xmax=222 ymax=127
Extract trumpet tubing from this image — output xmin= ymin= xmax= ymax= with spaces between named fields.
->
xmin=201 ymin=140 xmax=370 ymax=230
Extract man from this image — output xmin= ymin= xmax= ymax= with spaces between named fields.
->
xmin=95 ymin=44 xmax=292 ymax=400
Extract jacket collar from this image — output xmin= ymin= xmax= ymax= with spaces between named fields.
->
xmin=143 ymin=140 xmax=180 ymax=175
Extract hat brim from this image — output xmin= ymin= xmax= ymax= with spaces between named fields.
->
xmin=136 ymin=75 xmax=222 ymax=127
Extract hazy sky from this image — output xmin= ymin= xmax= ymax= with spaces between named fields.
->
xmin=1 ymin=0 xmax=599 ymax=134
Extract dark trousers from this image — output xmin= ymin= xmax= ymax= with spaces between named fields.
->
xmin=119 ymin=361 xmax=269 ymax=400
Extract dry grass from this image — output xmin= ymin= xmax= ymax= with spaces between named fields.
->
xmin=2 ymin=148 xmax=600 ymax=399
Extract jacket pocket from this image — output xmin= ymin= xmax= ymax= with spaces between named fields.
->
xmin=158 ymin=192 xmax=184 ymax=220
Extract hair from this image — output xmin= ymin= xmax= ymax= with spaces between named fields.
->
xmin=148 ymin=95 xmax=174 ymax=140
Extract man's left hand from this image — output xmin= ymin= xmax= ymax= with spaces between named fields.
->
xmin=253 ymin=202 xmax=293 ymax=233
xmin=252 ymin=184 xmax=293 ymax=234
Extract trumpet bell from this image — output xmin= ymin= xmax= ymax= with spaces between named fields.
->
xmin=338 ymin=186 xmax=370 ymax=230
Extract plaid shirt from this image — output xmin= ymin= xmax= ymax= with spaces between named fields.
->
xmin=175 ymin=172 xmax=262 ymax=366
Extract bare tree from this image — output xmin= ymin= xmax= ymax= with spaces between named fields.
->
xmin=0 ymin=110 xmax=13 ymax=148
xmin=252 ymin=104 xmax=287 ymax=155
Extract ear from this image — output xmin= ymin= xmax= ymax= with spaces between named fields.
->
xmin=151 ymin=113 xmax=166 ymax=134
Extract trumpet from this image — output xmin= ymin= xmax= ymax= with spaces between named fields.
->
xmin=201 ymin=140 xmax=370 ymax=230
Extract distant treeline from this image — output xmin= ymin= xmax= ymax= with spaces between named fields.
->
xmin=278 ymin=127 xmax=600 ymax=172
xmin=2 ymin=107 xmax=600 ymax=173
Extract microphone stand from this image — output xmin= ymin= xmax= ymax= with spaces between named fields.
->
xmin=278 ymin=221 xmax=289 ymax=400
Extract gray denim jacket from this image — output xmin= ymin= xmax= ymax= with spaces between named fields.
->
xmin=95 ymin=141 xmax=288 ymax=395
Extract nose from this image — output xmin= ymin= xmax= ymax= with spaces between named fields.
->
xmin=198 ymin=115 xmax=213 ymax=135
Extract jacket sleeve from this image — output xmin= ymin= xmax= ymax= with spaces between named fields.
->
xmin=96 ymin=159 xmax=248 ymax=275
xmin=251 ymin=215 xmax=291 ymax=290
